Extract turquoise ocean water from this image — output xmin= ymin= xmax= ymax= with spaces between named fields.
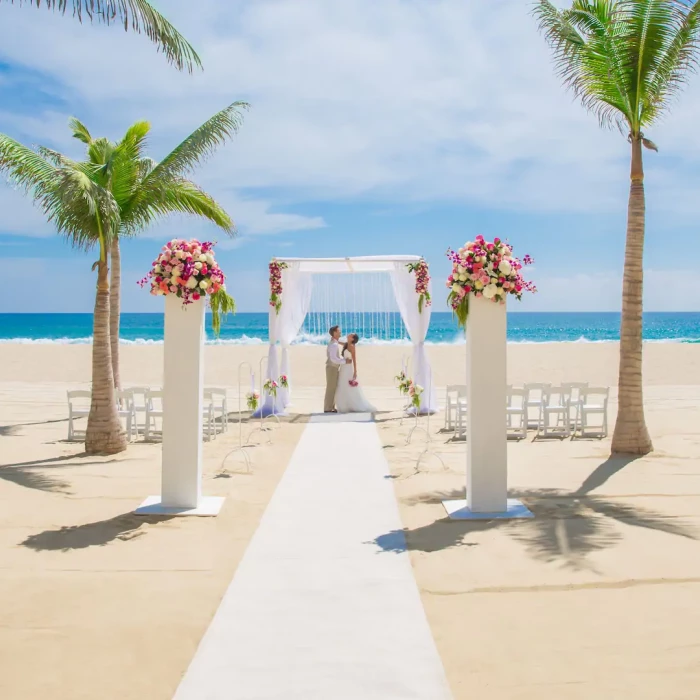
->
xmin=0 ymin=312 xmax=699 ymax=345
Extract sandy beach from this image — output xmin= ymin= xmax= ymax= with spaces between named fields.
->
xmin=1 ymin=341 xmax=700 ymax=699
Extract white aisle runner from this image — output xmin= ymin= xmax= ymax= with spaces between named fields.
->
xmin=173 ymin=414 xmax=452 ymax=700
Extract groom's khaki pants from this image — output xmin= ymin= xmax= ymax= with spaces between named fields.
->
xmin=324 ymin=364 xmax=339 ymax=412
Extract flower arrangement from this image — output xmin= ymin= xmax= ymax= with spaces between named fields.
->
xmin=395 ymin=370 xmax=413 ymax=396
xmin=263 ymin=378 xmax=279 ymax=397
xmin=140 ymin=238 xmax=236 ymax=336
xmin=349 ymin=379 xmax=359 ymax=388
xmin=406 ymin=259 xmax=431 ymax=312
xmin=246 ymin=391 xmax=260 ymax=411
xmin=408 ymin=383 xmax=423 ymax=409
xmin=446 ymin=235 xmax=535 ymax=328
xmin=279 ymin=375 xmax=289 ymax=389
xmin=269 ymin=260 xmax=288 ymax=314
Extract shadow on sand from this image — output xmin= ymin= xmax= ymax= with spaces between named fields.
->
xmin=372 ymin=457 xmax=697 ymax=570
xmin=20 ymin=512 xmax=175 ymax=552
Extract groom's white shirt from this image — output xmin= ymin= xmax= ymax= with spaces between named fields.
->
xmin=327 ymin=339 xmax=345 ymax=366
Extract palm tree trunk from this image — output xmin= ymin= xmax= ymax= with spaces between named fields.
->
xmin=86 ymin=253 xmax=127 ymax=456
xmin=611 ymin=136 xmax=653 ymax=455
xmin=110 ymin=237 xmax=122 ymax=393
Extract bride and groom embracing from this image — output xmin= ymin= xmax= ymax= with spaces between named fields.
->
xmin=324 ymin=325 xmax=376 ymax=414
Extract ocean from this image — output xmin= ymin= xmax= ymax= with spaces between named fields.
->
xmin=1 ymin=312 xmax=699 ymax=345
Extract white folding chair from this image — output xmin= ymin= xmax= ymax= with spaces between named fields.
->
xmin=126 ymin=386 xmax=151 ymax=436
xmin=575 ymin=387 xmax=610 ymax=438
xmin=538 ymin=386 xmax=571 ymax=438
xmin=561 ymin=382 xmax=589 ymax=430
xmin=67 ymin=390 xmax=91 ymax=441
xmin=205 ymin=387 xmax=228 ymax=433
xmin=115 ymin=389 xmax=137 ymax=441
xmin=456 ymin=398 xmax=468 ymax=439
xmin=444 ymin=385 xmax=467 ymax=431
xmin=144 ymin=390 xmax=164 ymax=441
xmin=524 ymin=382 xmax=550 ymax=430
xmin=202 ymin=389 xmax=220 ymax=440
xmin=506 ymin=386 xmax=528 ymax=440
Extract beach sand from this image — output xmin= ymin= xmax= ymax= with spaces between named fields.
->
xmin=1 ymin=342 xmax=699 ymax=699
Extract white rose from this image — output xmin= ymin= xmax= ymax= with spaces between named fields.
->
xmin=194 ymin=262 xmax=203 ymax=270
xmin=199 ymin=280 xmax=209 ymax=290
xmin=483 ymin=284 xmax=499 ymax=299
xmin=451 ymin=283 xmax=461 ymax=293
xmin=186 ymin=277 xmax=198 ymax=289
xmin=175 ymin=250 xmax=184 ymax=260
xmin=474 ymin=280 xmax=484 ymax=290
xmin=199 ymin=254 xmax=207 ymax=262
xmin=154 ymin=264 xmax=162 ymax=273
xmin=205 ymin=254 xmax=214 ymax=265
xmin=459 ymin=273 xmax=468 ymax=282
xmin=457 ymin=265 xmax=465 ymax=275
xmin=499 ymin=260 xmax=512 ymax=274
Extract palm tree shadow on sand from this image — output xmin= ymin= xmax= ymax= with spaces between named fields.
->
xmin=21 ymin=513 xmax=175 ymax=552
xmin=372 ymin=457 xmax=697 ymax=571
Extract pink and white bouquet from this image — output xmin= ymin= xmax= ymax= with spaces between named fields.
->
xmin=279 ymin=375 xmax=289 ymax=389
xmin=269 ymin=260 xmax=288 ymax=314
xmin=263 ymin=378 xmax=279 ymax=398
xmin=246 ymin=391 xmax=260 ymax=411
xmin=446 ymin=236 xmax=535 ymax=328
xmin=140 ymin=238 xmax=236 ymax=336
xmin=406 ymin=259 xmax=431 ymax=313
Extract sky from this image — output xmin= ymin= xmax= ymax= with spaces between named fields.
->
xmin=1 ymin=0 xmax=699 ymax=314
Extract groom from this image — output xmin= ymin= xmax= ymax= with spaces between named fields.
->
xmin=325 ymin=325 xmax=352 ymax=413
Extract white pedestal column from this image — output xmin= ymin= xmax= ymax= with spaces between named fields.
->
xmin=135 ymin=295 xmax=224 ymax=517
xmin=442 ymin=296 xmax=532 ymax=520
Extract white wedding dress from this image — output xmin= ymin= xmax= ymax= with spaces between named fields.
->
xmin=335 ymin=349 xmax=376 ymax=414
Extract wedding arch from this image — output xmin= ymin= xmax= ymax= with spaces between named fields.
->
xmin=258 ymin=255 xmax=437 ymax=416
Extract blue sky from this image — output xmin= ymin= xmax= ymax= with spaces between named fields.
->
xmin=1 ymin=0 xmax=699 ymax=313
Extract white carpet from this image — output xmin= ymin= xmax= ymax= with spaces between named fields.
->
xmin=173 ymin=413 xmax=452 ymax=700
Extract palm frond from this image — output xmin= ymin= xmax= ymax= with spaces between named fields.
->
xmin=533 ymin=0 xmax=700 ymax=134
xmin=2 ymin=0 xmax=202 ymax=72
xmin=0 ymin=134 xmax=60 ymax=198
xmin=642 ymin=0 xmax=700 ymax=122
xmin=69 ymin=117 xmax=93 ymax=144
xmin=49 ymin=168 xmax=120 ymax=251
xmin=109 ymin=120 xmax=150 ymax=206
xmin=122 ymin=177 xmax=234 ymax=235
xmin=144 ymin=101 xmax=249 ymax=183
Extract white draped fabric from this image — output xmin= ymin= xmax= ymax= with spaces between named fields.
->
xmin=390 ymin=262 xmax=437 ymax=414
xmin=255 ymin=263 xmax=313 ymax=416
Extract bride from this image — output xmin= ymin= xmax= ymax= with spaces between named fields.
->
xmin=334 ymin=334 xmax=376 ymax=413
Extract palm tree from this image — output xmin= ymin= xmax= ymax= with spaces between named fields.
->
xmin=67 ymin=102 xmax=247 ymax=391
xmin=0 ymin=135 xmax=127 ymax=454
xmin=1 ymin=0 xmax=201 ymax=72
xmin=533 ymin=0 xmax=700 ymax=455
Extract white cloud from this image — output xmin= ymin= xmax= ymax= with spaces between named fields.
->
xmin=520 ymin=270 xmax=700 ymax=313
xmin=4 ymin=0 xmax=700 ymax=216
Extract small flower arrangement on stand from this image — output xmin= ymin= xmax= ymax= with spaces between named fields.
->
xmin=408 ymin=383 xmax=424 ymax=410
xmin=140 ymin=238 xmax=236 ymax=336
xmin=446 ymin=235 xmax=535 ymax=327
xmin=246 ymin=391 xmax=260 ymax=412
xmin=263 ymin=378 xmax=279 ymax=398
xmin=279 ymin=375 xmax=289 ymax=389
xmin=395 ymin=370 xmax=412 ymax=396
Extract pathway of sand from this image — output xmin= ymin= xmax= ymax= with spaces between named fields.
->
xmin=173 ymin=413 xmax=452 ymax=700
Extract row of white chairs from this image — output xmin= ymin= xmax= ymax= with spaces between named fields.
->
xmin=445 ymin=382 xmax=610 ymax=440
xmin=67 ymin=387 xmax=229 ymax=442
